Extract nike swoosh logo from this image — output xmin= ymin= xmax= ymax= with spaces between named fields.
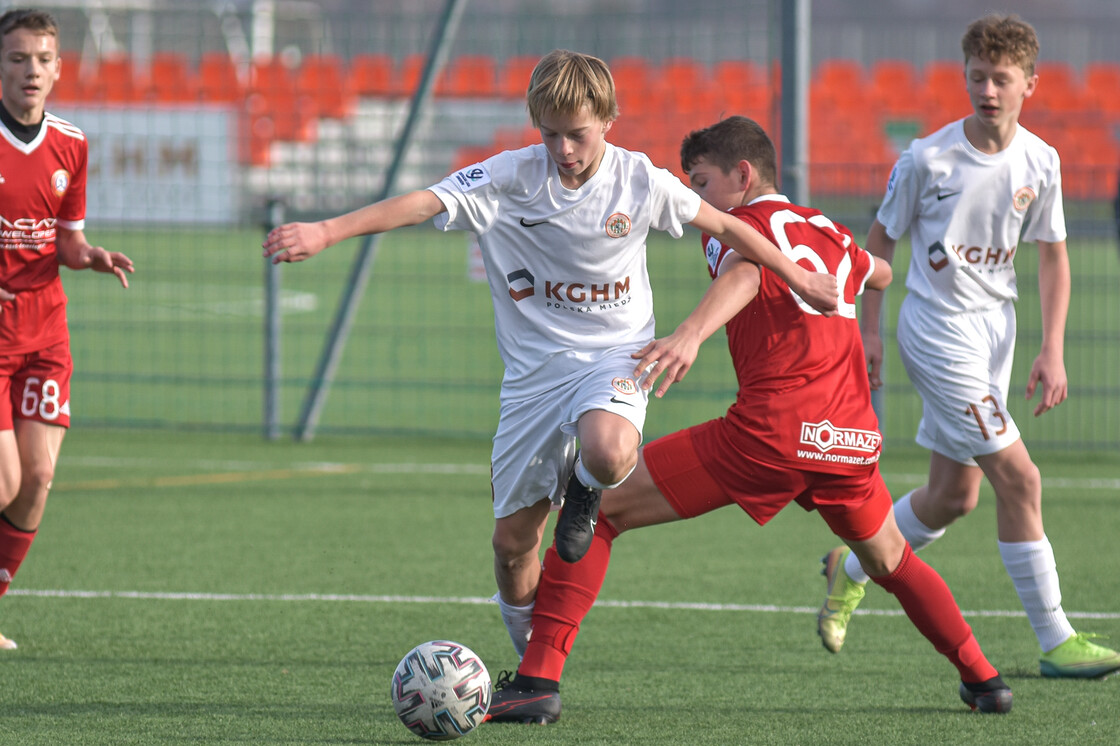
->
xmin=936 ymin=192 xmax=960 ymax=201
xmin=519 ymin=218 xmax=549 ymax=227
xmin=609 ymin=396 xmax=636 ymax=407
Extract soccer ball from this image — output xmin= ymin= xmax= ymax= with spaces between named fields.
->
xmin=390 ymin=640 xmax=492 ymax=741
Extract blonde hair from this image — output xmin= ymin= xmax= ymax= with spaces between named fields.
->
xmin=526 ymin=50 xmax=619 ymax=127
xmin=961 ymin=14 xmax=1039 ymax=77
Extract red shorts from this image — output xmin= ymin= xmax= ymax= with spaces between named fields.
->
xmin=644 ymin=421 xmax=891 ymax=542
xmin=0 ymin=340 xmax=73 ymax=430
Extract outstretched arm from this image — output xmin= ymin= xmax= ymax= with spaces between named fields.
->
xmin=689 ymin=200 xmax=837 ymax=316
xmin=56 ymin=228 xmax=134 ymax=288
xmin=1027 ymin=239 xmax=1070 ymax=416
xmin=262 ymin=189 xmax=447 ymax=264
xmin=634 ymin=254 xmax=760 ymax=398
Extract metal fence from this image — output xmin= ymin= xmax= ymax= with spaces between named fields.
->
xmin=19 ymin=0 xmax=1118 ymax=451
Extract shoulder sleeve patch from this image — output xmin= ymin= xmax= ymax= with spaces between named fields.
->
xmin=450 ymin=163 xmax=492 ymax=192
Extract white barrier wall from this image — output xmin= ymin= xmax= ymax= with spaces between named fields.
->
xmin=51 ymin=106 xmax=239 ymax=225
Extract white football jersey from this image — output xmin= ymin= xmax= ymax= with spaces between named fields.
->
xmin=430 ymin=143 xmax=701 ymax=397
xmin=877 ymin=119 xmax=1066 ymax=313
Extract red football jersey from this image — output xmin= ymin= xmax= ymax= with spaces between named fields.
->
xmin=695 ymin=195 xmax=881 ymax=474
xmin=0 ymin=112 xmax=87 ymax=353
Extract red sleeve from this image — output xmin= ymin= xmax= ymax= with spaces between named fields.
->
xmin=58 ymin=138 xmax=87 ymax=225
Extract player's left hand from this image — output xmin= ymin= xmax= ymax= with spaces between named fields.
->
xmin=631 ymin=331 xmax=701 ymax=399
xmin=798 ymin=271 xmax=839 ymax=317
xmin=262 ymin=221 xmax=330 ymax=264
xmin=89 ymin=248 xmax=135 ymax=288
xmin=1025 ymin=348 xmax=1067 ymax=416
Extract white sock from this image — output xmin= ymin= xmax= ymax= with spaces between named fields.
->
xmin=998 ymin=537 xmax=1076 ymax=653
xmin=492 ymin=591 xmax=533 ymax=659
xmin=844 ymin=490 xmax=945 ymax=584
xmin=575 ymin=455 xmax=634 ymax=491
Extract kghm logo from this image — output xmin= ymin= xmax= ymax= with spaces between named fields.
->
xmin=605 ymin=212 xmax=631 ymax=238
xmin=928 ymin=241 xmax=949 ymax=271
xmin=799 ymin=420 xmax=882 ymax=453
xmin=611 ymin=377 xmax=638 ymax=395
xmin=1013 ymin=186 xmax=1036 ymax=212
xmin=507 ymin=268 xmax=534 ymax=301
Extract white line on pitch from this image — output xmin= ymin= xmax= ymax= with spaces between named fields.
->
xmin=61 ymin=457 xmax=1120 ymax=491
xmin=9 ymin=588 xmax=1120 ymax=620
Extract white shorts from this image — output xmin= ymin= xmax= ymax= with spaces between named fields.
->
xmin=897 ymin=295 xmax=1020 ymax=465
xmin=490 ymin=351 xmax=649 ymax=519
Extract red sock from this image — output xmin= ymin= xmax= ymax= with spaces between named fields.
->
xmin=0 ymin=516 xmax=37 ymax=599
xmin=870 ymin=543 xmax=998 ymax=683
xmin=519 ymin=514 xmax=618 ymax=682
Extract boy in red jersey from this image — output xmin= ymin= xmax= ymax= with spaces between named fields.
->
xmin=0 ymin=8 xmax=133 ymax=650
xmin=485 ymin=116 xmax=1011 ymax=723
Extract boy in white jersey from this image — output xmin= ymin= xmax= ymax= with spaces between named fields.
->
xmin=816 ymin=14 xmax=1120 ymax=679
xmin=263 ymin=49 xmax=838 ymax=659
xmin=0 ymin=8 xmax=134 ymax=651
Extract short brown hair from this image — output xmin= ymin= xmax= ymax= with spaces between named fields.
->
xmin=0 ymin=8 xmax=59 ymax=45
xmin=961 ymin=14 xmax=1039 ymax=77
xmin=680 ymin=115 xmax=778 ymax=189
xmin=526 ymin=49 xmax=619 ymax=127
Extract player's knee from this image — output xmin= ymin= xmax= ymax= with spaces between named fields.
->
xmin=1009 ymin=461 xmax=1042 ymax=498
xmin=490 ymin=526 xmax=536 ymax=567
xmin=944 ymin=495 xmax=977 ymax=521
xmin=578 ymin=445 xmax=636 ymax=487
xmin=20 ymin=462 xmax=55 ymax=498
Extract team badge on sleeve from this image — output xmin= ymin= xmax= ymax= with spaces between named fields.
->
xmin=452 ymin=163 xmax=491 ymax=192
xmin=1012 ymin=186 xmax=1036 ymax=212
xmin=51 ymin=169 xmax=71 ymax=196
xmin=705 ymin=236 xmax=722 ymax=274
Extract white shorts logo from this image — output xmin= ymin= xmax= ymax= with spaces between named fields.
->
xmin=799 ymin=420 xmax=881 ymax=453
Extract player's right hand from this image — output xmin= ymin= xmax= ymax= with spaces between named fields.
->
xmin=0 ymin=284 xmax=14 ymax=311
xmin=862 ymin=329 xmax=884 ymax=390
xmin=800 ymin=271 xmax=839 ymax=317
xmin=262 ymin=221 xmax=330 ymax=264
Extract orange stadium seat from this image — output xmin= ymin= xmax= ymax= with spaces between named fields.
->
xmin=347 ymin=53 xmax=396 ymax=97
xmin=923 ymin=60 xmax=970 ymax=120
xmin=249 ymin=56 xmax=295 ymax=97
xmin=297 ymin=54 xmax=354 ymax=118
xmin=497 ymin=55 xmax=538 ymax=98
xmin=610 ymin=56 xmax=652 ymax=91
xmin=814 ymin=59 xmax=866 ymax=97
xmin=608 ymin=56 xmax=653 ymax=115
xmin=49 ymin=52 xmax=91 ymax=102
xmin=1084 ymin=61 xmax=1120 ymax=119
xmin=1031 ymin=61 xmax=1091 ymax=114
xmin=870 ymin=59 xmax=927 ymax=120
xmin=439 ymin=54 xmax=498 ymax=97
xmin=660 ymin=58 xmax=722 ymax=117
xmin=398 ymin=53 xmax=427 ymax=97
xmin=90 ymin=54 xmax=143 ymax=102
xmin=712 ymin=59 xmax=772 ymax=116
xmin=146 ymin=51 xmax=196 ymax=102
xmin=812 ymin=59 xmax=877 ymax=127
xmin=197 ymin=51 xmax=244 ymax=102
